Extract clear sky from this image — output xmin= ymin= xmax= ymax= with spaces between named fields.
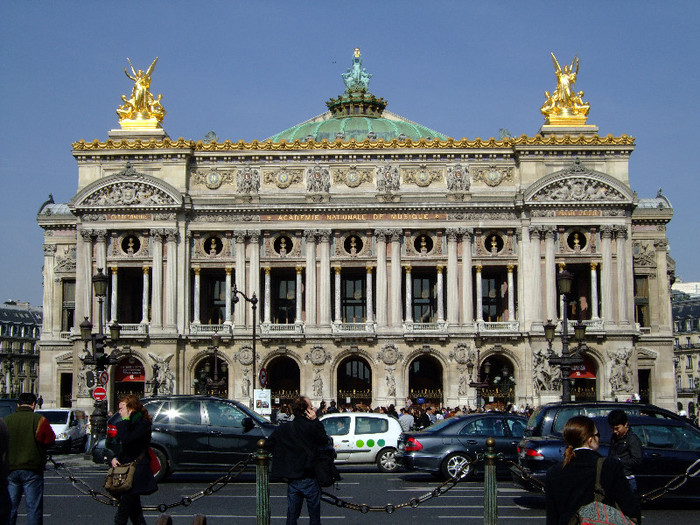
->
xmin=1 ymin=2 xmax=698 ymax=307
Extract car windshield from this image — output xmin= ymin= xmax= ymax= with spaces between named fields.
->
xmin=422 ymin=417 xmax=459 ymax=432
xmin=38 ymin=411 xmax=69 ymax=424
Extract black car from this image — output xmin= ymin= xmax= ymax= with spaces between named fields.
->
xmin=514 ymin=412 xmax=700 ymax=499
xmin=92 ymin=395 xmax=276 ymax=481
xmin=396 ymin=412 xmax=527 ymax=480
xmin=0 ymin=399 xmax=18 ymax=418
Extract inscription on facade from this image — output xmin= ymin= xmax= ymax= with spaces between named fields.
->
xmin=555 ymin=210 xmax=601 ymax=216
xmin=106 ymin=213 xmax=152 ymax=220
xmin=263 ymin=213 xmax=447 ymax=222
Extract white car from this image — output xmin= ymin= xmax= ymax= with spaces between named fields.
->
xmin=36 ymin=408 xmax=88 ymax=453
xmin=320 ymin=412 xmax=402 ymax=472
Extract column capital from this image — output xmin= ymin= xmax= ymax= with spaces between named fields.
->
xmin=296 ymin=265 xmax=304 ymax=274
xmin=110 ymin=265 xmax=118 ymax=273
xmin=333 ymin=265 xmax=341 ymax=274
xmin=475 ymin=264 xmax=483 ymax=272
xmin=654 ymin=239 xmax=669 ymax=250
xmin=388 ymin=229 xmax=403 ymax=242
xmin=193 ymin=266 xmax=201 ymax=275
xmin=543 ymin=226 xmax=557 ymax=240
xmin=529 ymin=227 xmax=542 ymax=240
xmin=374 ymin=228 xmax=391 ymax=241
xmin=507 ymin=264 xmax=515 ymax=272
xmin=248 ymin=230 xmax=261 ymax=243
xmin=557 ymin=262 xmax=566 ymax=271
xmin=43 ymin=244 xmax=57 ymax=255
xmin=614 ymin=226 xmax=628 ymax=240
xmin=366 ymin=264 xmax=374 ymax=273
xmin=142 ymin=265 xmax=151 ymax=274
xmin=317 ymin=229 xmax=332 ymax=243
xmin=80 ymin=229 xmax=94 ymax=242
xmin=303 ymin=229 xmax=318 ymax=242
xmin=590 ymin=261 xmax=599 ymax=269
xmin=94 ymin=229 xmax=108 ymax=242
xmin=600 ymin=225 xmax=615 ymax=238
xmin=226 ymin=266 xmax=234 ymax=275
xmin=165 ymin=229 xmax=179 ymax=243
xmin=404 ymin=264 xmax=412 ymax=273
xmin=234 ymin=230 xmax=247 ymax=243
xmin=436 ymin=264 xmax=444 ymax=273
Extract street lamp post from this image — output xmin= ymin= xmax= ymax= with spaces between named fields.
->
xmin=80 ymin=268 xmax=120 ymax=447
xmin=205 ymin=333 xmax=227 ymax=397
xmin=232 ymin=284 xmax=258 ymax=406
xmin=468 ymin=332 xmax=491 ymax=410
xmin=546 ymin=269 xmax=585 ymax=403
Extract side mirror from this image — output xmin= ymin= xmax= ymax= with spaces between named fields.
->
xmin=242 ymin=417 xmax=255 ymax=432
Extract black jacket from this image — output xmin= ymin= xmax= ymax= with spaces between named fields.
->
xmin=545 ymin=448 xmax=640 ymax=525
xmin=609 ymin=428 xmax=643 ymax=478
xmin=265 ymin=416 xmax=329 ymax=480
xmin=107 ymin=412 xmax=157 ymax=496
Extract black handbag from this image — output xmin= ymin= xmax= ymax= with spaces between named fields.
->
xmin=291 ymin=420 xmax=341 ymax=488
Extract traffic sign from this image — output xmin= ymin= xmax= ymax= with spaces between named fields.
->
xmin=92 ymin=387 xmax=107 ymax=401
xmin=99 ymin=371 xmax=109 ymax=386
xmin=259 ymin=368 xmax=267 ymax=389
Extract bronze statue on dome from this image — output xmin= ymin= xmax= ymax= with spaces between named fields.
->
xmin=116 ymin=57 xmax=166 ymax=127
xmin=541 ymin=53 xmax=590 ymax=125
xmin=342 ymin=47 xmax=372 ymax=93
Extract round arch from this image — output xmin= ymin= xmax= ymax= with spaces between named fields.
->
xmin=479 ymin=351 xmax=516 ymax=409
xmin=190 ymin=350 xmax=230 ymax=398
xmin=336 ymin=355 xmax=372 ymax=409
xmin=571 ymin=350 xmax=602 ymax=402
xmin=112 ymin=354 xmax=145 ymax=408
xmin=266 ymin=355 xmax=301 ymax=405
xmin=407 ymin=354 xmax=443 ymax=406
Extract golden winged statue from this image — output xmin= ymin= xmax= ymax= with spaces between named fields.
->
xmin=541 ymin=53 xmax=590 ymax=125
xmin=116 ymin=57 xmax=166 ymax=128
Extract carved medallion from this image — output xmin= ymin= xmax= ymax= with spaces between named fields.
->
xmin=306 ymin=345 xmax=330 ymax=366
xmin=378 ymin=344 xmax=402 ymax=366
xmin=205 ymin=172 xmax=222 ymax=189
xmin=237 ymin=346 xmax=255 ymax=366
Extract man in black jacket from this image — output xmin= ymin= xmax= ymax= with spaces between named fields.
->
xmin=266 ymin=396 xmax=329 ymax=525
xmin=608 ymin=409 xmax=643 ymax=494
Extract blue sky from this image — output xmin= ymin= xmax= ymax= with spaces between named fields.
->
xmin=1 ymin=2 xmax=698 ymax=306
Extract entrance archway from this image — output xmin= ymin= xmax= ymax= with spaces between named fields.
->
xmin=480 ymin=354 xmax=515 ymax=410
xmin=408 ymin=355 xmax=443 ymax=406
xmin=192 ymin=353 xmax=229 ymax=398
xmin=570 ymin=354 xmax=597 ymax=401
xmin=266 ymin=356 xmax=300 ymax=404
xmin=337 ymin=357 xmax=372 ymax=408
xmin=113 ymin=356 xmax=145 ymax=408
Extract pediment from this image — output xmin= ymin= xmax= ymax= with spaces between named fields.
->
xmin=636 ymin=346 xmax=659 ymax=360
xmin=71 ymin=163 xmax=182 ymax=211
xmin=525 ymin=160 xmax=634 ymax=204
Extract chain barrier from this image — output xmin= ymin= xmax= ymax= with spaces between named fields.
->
xmin=47 ymin=453 xmax=256 ymax=512
xmin=639 ymin=458 xmax=700 ymax=503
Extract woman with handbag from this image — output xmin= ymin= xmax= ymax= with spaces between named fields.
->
xmin=107 ymin=395 xmax=158 ymax=525
xmin=545 ymin=415 xmax=641 ymax=525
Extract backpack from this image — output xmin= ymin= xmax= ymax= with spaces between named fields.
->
xmin=569 ymin=458 xmax=637 ymax=525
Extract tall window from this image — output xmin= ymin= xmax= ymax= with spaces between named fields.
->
xmin=412 ymin=272 xmax=436 ymax=323
xmin=634 ymin=276 xmax=650 ymax=327
xmin=341 ymin=271 xmax=366 ymax=323
xmin=202 ymin=271 xmax=226 ymax=324
xmin=272 ymin=273 xmax=296 ymax=324
xmin=481 ymin=270 xmax=507 ymax=322
xmin=61 ymin=279 xmax=76 ymax=331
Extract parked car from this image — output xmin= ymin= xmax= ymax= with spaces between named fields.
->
xmin=396 ymin=412 xmax=528 ymax=480
xmin=91 ymin=395 xmax=276 ymax=481
xmin=0 ymin=399 xmax=18 ymax=418
xmin=320 ymin=412 xmax=402 ymax=472
xmin=514 ymin=414 xmax=700 ymax=499
xmin=36 ymin=408 xmax=88 ymax=453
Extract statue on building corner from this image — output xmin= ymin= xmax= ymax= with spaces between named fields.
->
xmin=541 ymin=53 xmax=590 ymax=126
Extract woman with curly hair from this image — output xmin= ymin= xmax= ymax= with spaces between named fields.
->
xmin=107 ymin=395 xmax=157 ymax=525
xmin=545 ymin=415 xmax=640 ymax=525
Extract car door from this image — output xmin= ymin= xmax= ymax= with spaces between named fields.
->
xmin=204 ymin=399 xmax=263 ymax=465
xmin=321 ymin=415 xmax=353 ymax=461
xmin=503 ymin=417 xmax=526 ymax=461
xmin=151 ymin=399 xmax=206 ymax=466
xmin=457 ymin=416 xmax=512 ymax=458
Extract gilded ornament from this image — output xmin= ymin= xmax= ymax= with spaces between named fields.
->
xmin=472 ymin=166 xmax=513 ymax=187
xmin=403 ymin=166 xmax=442 ymax=187
xmin=116 ymin=57 xmax=166 ymax=129
xmin=541 ymin=53 xmax=590 ymax=126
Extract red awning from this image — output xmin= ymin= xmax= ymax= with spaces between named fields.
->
xmin=570 ymin=355 xmax=596 ymax=379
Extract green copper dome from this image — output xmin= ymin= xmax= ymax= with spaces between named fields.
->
xmin=268 ymin=49 xmax=447 ymax=143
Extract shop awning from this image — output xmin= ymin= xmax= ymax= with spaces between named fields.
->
xmin=570 ymin=355 xmax=596 ymax=379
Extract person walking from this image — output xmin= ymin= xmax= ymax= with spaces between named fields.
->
xmin=4 ymin=392 xmax=55 ymax=525
xmin=545 ymin=415 xmax=640 ymax=525
xmin=398 ymin=408 xmax=414 ymax=433
xmin=107 ymin=395 xmax=157 ymax=525
xmin=607 ymin=409 xmax=643 ymax=494
xmin=265 ymin=396 xmax=330 ymax=525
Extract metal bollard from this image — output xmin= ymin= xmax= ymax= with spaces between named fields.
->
xmin=190 ymin=515 xmax=207 ymax=525
xmin=256 ymin=438 xmax=271 ymax=525
xmin=483 ymin=437 xmax=498 ymax=525
xmin=155 ymin=516 xmax=173 ymax=525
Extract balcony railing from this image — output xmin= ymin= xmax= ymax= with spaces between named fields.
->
xmin=331 ymin=322 xmax=376 ymax=336
xmin=59 ymin=331 xmax=72 ymax=340
xmin=189 ymin=323 xmax=232 ymax=336
xmin=403 ymin=321 xmax=448 ymax=334
xmin=478 ymin=320 xmax=520 ymax=332
xmin=260 ymin=323 xmax=304 ymax=336
xmin=119 ymin=323 xmax=150 ymax=336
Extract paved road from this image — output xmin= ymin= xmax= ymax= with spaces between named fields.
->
xmin=21 ymin=454 xmax=700 ymax=524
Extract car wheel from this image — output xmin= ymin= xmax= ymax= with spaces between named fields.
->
xmin=151 ymin=447 xmax=170 ymax=483
xmin=376 ymin=447 xmax=399 ymax=473
xmin=441 ymin=452 xmax=474 ymax=480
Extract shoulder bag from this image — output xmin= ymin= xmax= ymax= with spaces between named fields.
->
xmin=569 ymin=457 xmax=638 ymax=525
xmin=104 ymin=450 xmax=145 ymax=495
xmin=290 ymin=420 xmax=341 ymax=488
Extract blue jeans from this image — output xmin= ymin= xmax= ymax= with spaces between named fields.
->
xmin=8 ymin=470 xmax=44 ymax=525
xmin=286 ymin=477 xmax=321 ymax=525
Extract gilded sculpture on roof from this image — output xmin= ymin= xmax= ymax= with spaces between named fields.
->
xmin=116 ymin=57 xmax=166 ymax=129
xmin=541 ymin=53 xmax=590 ymax=126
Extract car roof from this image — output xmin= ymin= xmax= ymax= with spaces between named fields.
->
xmin=321 ymin=412 xmax=392 ymax=419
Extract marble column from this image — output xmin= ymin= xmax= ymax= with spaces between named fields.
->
xmin=600 ymin=227 xmax=614 ymax=324
xmin=225 ymin=266 xmax=233 ymax=324
xmin=319 ymin=231 xmax=332 ymax=326
xmin=77 ymin=230 xmax=94 ymax=328
xmin=544 ymin=228 xmax=557 ymax=322
xmin=436 ymin=265 xmax=445 ymax=323
xmin=461 ymin=230 xmax=473 ymax=325
xmin=192 ymin=267 xmax=201 ymax=324
xmin=404 ymin=265 xmax=413 ymax=323
xmin=296 ymin=266 xmax=303 ymax=323
xmin=616 ymin=228 xmax=629 ymax=324
xmin=558 ymin=263 xmax=566 ymax=320
xmin=304 ymin=230 xmax=317 ymax=326
xmin=529 ymin=228 xmax=542 ymax=323
xmin=475 ymin=265 xmax=483 ymax=322
xmin=42 ymin=244 xmax=57 ymax=334
xmin=374 ymin=230 xmax=388 ymax=327
xmin=110 ymin=266 xmax=118 ymax=323
xmin=141 ymin=266 xmax=150 ymax=324
xmin=590 ymin=262 xmax=600 ymax=319
xmin=366 ymin=265 xmax=374 ymax=323
xmin=655 ymin=240 xmax=671 ymax=329
xmin=234 ymin=232 xmax=247 ymax=326
xmin=165 ymin=230 xmax=178 ymax=329
xmin=151 ymin=230 xmax=163 ymax=329
xmin=333 ymin=266 xmax=341 ymax=323
xmin=249 ymin=232 xmax=260 ymax=312
xmin=95 ymin=230 xmax=108 ymax=274
xmin=507 ymin=264 xmax=515 ymax=322
xmin=446 ymin=229 xmax=459 ymax=325
xmin=390 ymin=230 xmax=402 ymax=326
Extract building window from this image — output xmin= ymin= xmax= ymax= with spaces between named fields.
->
xmin=412 ymin=271 xmax=437 ymax=323
xmin=634 ymin=276 xmax=650 ymax=327
xmin=687 ymin=319 xmax=693 ymax=331
xmin=481 ymin=269 xmax=508 ymax=322
xmin=272 ymin=272 xmax=296 ymax=324
xmin=688 ymin=355 xmax=694 ymax=369
xmin=61 ymin=279 xmax=76 ymax=331
xmin=675 ymin=321 xmax=681 ymax=332
xmin=688 ymin=375 xmax=695 ymax=389
xmin=341 ymin=271 xmax=366 ymax=323
xmin=201 ymin=270 xmax=226 ymax=324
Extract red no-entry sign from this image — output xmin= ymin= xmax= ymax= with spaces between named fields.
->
xmin=92 ymin=387 xmax=107 ymax=401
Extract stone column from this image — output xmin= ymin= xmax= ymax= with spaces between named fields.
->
xmin=461 ymin=230 xmax=473 ymax=324
xmin=446 ymin=229 xmax=459 ymax=325
xmin=192 ymin=267 xmax=201 ymax=324
xmin=304 ymin=230 xmax=317 ymax=326
xmin=249 ymin=232 xmax=260 ymax=312
xmin=374 ymin=230 xmax=388 ymax=327
xmin=436 ymin=265 xmax=445 ymax=323
xmin=404 ymin=265 xmax=413 ymax=323
xmin=334 ymin=266 xmax=341 ymax=323
xmin=151 ymin=230 xmax=163 ymax=329
xmin=225 ymin=266 xmax=233 ymax=324
xmin=165 ymin=230 xmax=178 ymax=329
xmin=529 ymin=228 xmax=542 ymax=323
xmin=110 ymin=266 xmax=118 ymax=323
xmin=366 ymin=265 xmax=374 ymax=323
xmin=296 ymin=266 xmax=303 ymax=323
xmin=141 ymin=266 xmax=150 ymax=324
xmin=475 ymin=265 xmax=483 ymax=322
xmin=558 ymin=263 xmax=566 ymax=320
xmin=616 ymin=228 xmax=629 ymax=324
xmin=390 ymin=229 xmax=402 ymax=326
xmin=600 ymin=227 xmax=614 ymax=324
xmin=590 ymin=262 xmax=600 ymax=319
xmin=42 ymin=244 xmax=57 ymax=334
xmin=319 ymin=231 xmax=332 ymax=326
xmin=544 ymin=228 xmax=557 ymax=322
xmin=507 ymin=264 xmax=515 ymax=322
xmin=95 ymin=230 xmax=108 ymax=274
xmin=655 ymin=240 xmax=671 ymax=330
xmin=234 ymin=231 xmax=247 ymax=326
xmin=77 ymin=230 xmax=94 ymax=328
